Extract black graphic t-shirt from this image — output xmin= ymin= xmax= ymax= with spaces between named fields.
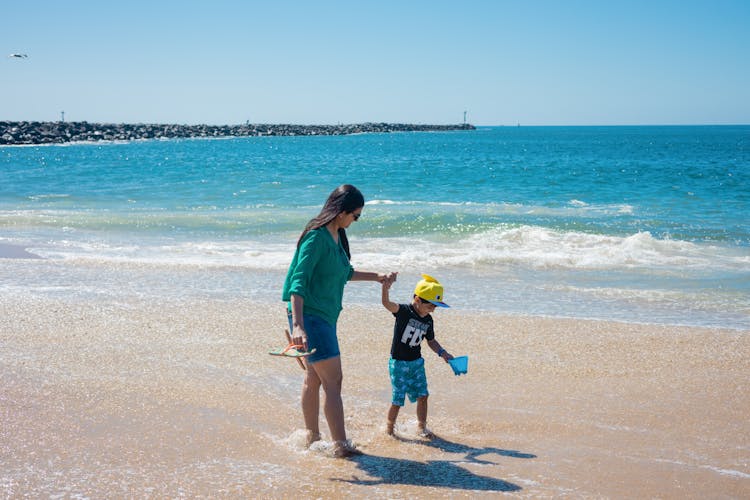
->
xmin=390 ymin=304 xmax=435 ymax=361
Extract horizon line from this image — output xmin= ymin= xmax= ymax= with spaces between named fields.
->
xmin=2 ymin=119 xmax=748 ymax=128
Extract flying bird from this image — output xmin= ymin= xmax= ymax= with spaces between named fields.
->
xmin=8 ymin=53 xmax=28 ymax=58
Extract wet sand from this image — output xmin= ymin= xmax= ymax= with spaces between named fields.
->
xmin=1 ymin=296 xmax=748 ymax=498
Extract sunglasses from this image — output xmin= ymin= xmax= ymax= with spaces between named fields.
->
xmin=351 ymin=211 xmax=361 ymax=221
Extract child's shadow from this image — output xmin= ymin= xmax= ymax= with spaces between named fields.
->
xmin=419 ymin=434 xmax=536 ymax=464
xmin=333 ymin=434 xmax=535 ymax=492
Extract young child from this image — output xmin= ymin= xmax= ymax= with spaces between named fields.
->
xmin=381 ymin=273 xmax=453 ymax=438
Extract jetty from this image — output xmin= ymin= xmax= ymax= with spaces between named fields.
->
xmin=0 ymin=121 xmax=475 ymax=145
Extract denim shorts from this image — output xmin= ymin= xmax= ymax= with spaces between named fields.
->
xmin=389 ymin=357 xmax=429 ymax=406
xmin=287 ymin=312 xmax=340 ymax=364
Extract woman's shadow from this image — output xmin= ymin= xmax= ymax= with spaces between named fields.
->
xmin=332 ymin=434 xmax=535 ymax=492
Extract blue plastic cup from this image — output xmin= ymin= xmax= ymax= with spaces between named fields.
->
xmin=448 ymin=356 xmax=468 ymax=375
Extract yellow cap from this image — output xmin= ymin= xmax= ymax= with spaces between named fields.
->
xmin=413 ymin=274 xmax=449 ymax=308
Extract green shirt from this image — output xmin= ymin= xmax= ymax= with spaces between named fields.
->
xmin=282 ymin=227 xmax=354 ymax=325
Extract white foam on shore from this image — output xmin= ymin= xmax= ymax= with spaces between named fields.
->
xmin=651 ymin=458 xmax=750 ymax=479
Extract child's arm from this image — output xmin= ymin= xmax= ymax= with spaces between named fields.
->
xmin=427 ymin=338 xmax=454 ymax=362
xmin=381 ymin=276 xmax=399 ymax=313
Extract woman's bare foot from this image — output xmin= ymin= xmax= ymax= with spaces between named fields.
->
xmin=305 ymin=431 xmax=321 ymax=448
xmin=333 ymin=440 xmax=363 ymax=458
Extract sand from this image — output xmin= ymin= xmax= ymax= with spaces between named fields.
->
xmin=1 ymin=295 xmax=748 ymax=498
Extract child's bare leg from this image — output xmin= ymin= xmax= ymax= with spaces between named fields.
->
xmin=416 ymin=396 xmax=434 ymax=438
xmin=386 ymin=404 xmax=400 ymax=435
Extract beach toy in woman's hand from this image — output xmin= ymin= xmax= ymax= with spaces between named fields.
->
xmin=448 ymin=356 xmax=468 ymax=376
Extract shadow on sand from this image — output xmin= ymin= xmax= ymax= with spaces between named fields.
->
xmin=420 ymin=434 xmax=536 ymax=464
xmin=332 ymin=434 xmax=535 ymax=492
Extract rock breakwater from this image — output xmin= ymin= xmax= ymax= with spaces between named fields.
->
xmin=0 ymin=121 xmax=475 ymax=145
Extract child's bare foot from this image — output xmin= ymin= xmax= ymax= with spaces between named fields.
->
xmin=418 ymin=427 xmax=435 ymax=439
xmin=386 ymin=420 xmax=395 ymax=436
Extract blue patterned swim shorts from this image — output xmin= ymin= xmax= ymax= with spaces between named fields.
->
xmin=389 ymin=357 xmax=429 ymax=406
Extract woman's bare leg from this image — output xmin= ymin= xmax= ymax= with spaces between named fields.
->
xmin=308 ymin=356 xmax=346 ymax=442
xmin=301 ymin=360 xmax=321 ymax=444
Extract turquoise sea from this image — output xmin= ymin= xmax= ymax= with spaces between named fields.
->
xmin=2 ymin=126 xmax=749 ymax=329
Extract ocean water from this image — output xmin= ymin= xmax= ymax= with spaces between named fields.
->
xmin=1 ymin=126 xmax=749 ymax=329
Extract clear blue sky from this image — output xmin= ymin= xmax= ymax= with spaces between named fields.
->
xmin=2 ymin=0 xmax=749 ymax=125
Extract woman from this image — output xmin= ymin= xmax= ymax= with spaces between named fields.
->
xmin=282 ymin=184 xmax=392 ymax=458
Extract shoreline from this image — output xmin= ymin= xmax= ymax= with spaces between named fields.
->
xmin=0 ymin=242 xmax=42 ymax=259
xmin=2 ymin=295 xmax=748 ymax=497
xmin=0 ymin=121 xmax=475 ymax=145
xmin=0 ymin=253 xmax=746 ymax=331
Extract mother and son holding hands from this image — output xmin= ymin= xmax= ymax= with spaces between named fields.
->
xmin=281 ymin=184 xmax=455 ymax=458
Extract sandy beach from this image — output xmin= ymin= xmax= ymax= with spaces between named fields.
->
xmin=1 ymin=294 xmax=748 ymax=498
